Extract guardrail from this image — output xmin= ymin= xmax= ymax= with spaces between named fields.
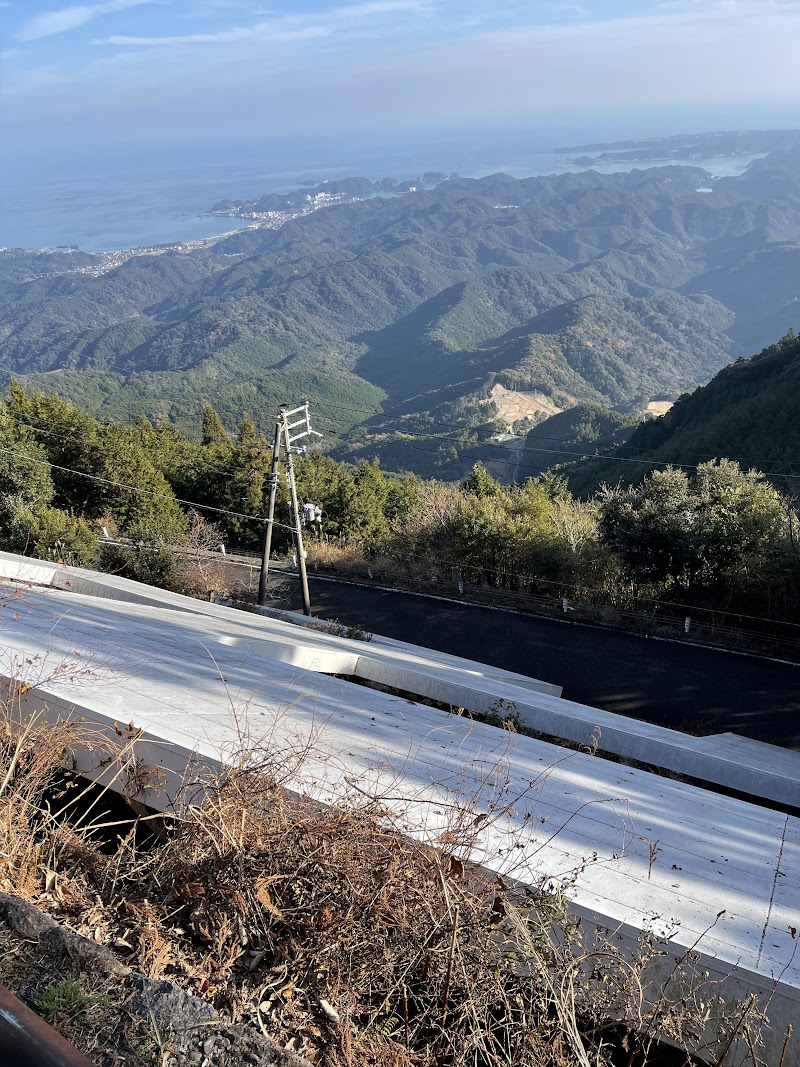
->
xmin=0 ymin=984 xmax=94 ymax=1067
xmin=88 ymin=538 xmax=800 ymax=660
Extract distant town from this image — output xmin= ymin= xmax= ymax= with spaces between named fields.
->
xmin=2 ymin=173 xmax=457 ymax=280
xmin=207 ymin=172 xmax=455 ymax=221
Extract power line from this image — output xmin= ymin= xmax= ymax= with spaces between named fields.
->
xmin=0 ymin=411 xmax=281 ymax=491
xmin=318 ymin=411 xmax=800 ymax=478
xmin=94 ymin=532 xmax=800 ymax=632
xmin=0 ymin=442 xmax=297 ymax=531
xmin=4 ymin=419 xmax=797 ymax=632
xmin=7 ymin=396 xmax=800 ymax=490
xmin=9 ymin=390 xmax=800 ymax=480
xmin=319 ymin=423 xmax=800 ymax=482
xmin=313 ymin=400 xmax=800 ymax=479
xmin=312 ymin=397 xmax=800 ymax=476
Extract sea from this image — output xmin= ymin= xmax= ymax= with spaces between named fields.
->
xmin=0 ymin=137 xmax=765 ymax=254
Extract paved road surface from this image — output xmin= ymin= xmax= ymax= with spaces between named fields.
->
xmin=265 ymin=573 xmax=800 ymax=748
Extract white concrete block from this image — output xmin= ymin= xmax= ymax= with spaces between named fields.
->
xmin=0 ymin=580 xmax=796 ymax=1046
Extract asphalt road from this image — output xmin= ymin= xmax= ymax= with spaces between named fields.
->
xmin=265 ymin=572 xmax=800 ymax=748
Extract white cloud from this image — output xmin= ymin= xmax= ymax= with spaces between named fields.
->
xmin=5 ymin=0 xmax=800 ymax=144
xmin=96 ymin=24 xmax=331 ymax=46
xmin=91 ymin=0 xmax=427 ymax=47
xmin=18 ymin=0 xmax=155 ymax=42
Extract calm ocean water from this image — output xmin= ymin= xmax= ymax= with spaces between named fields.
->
xmin=0 ymin=139 xmax=762 ymax=253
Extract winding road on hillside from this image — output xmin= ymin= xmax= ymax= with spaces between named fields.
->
xmin=265 ymin=573 xmax=800 ymax=748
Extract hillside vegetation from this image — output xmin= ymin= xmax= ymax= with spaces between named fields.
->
xmin=1 ymin=381 xmax=798 ymax=631
xmin=567 ymin=330 xmax=800 ymax=495
xmin=4 ymin=137 xmax=800 ymax=476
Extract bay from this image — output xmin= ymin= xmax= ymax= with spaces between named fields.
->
xmin=0 ymin=136 xmax=763 ymax=253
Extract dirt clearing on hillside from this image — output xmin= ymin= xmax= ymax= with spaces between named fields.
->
xmin=490 ymin=383 xmax=562 ymax=423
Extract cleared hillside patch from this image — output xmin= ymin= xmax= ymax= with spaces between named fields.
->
xmin=645 ymin=401 xmax=674 ymax=417
xmin=490 ymin=383 xmax=562 ymax=424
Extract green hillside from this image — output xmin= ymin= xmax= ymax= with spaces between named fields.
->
xmin=566 ymin=330 xmax=800 ymax=495
xmin=519 ymin=404 xmax=639 ymax=479
xmin=4 ymin=139 xmax=800 ymax=477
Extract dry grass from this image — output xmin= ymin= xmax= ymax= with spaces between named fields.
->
xmin=490 ymin=384 xmax=562 ymax=424
xmin=0 ymin=684 xmax=779 ymax=1067
xmin=645 ymin=402 xmax=674 ymax=418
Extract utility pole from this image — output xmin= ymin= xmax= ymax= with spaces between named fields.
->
xmin=257 ymin=401 xmax=321 ymax=615
xmin=257 ymin=413 xmax=284 ymax=606
xmin=283 ymin=420 xmax=311 ymax=616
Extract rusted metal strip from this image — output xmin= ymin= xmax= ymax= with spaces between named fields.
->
xmin=0 ymin=983 xmax=95 ymax=1067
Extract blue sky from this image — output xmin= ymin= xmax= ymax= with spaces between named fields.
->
xmin=2 ymin=0 xmax=799 ymax=154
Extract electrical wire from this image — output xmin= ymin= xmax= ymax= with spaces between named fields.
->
xmin=0 ymin=411 xmax=279 ymax=490
xmin=318 ymin=422 xmax=800 ymax=482
xmin=2 ymin=429 xmax=796 ymax=633
xmin=8 ymin=398 xmax=800 ymax=484
xmin=0 ymin=442 xmax=301 ymax=530
xmin=14 ymin=399 xmax=796 ymax=490
xmin=311 ymin=397 xmax=800 ymax=476
xmin=0 ymin=390 xmax=781 ymax=478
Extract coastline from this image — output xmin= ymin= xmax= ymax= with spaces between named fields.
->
xmin=2 ymin=149 xmax=763 ymax=262
xmin=1 ymin=222 xmax=263 ymax=280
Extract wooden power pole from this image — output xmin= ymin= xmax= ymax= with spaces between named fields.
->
xmin=257 ymin=402 xmax=321 ymax=615
xmin=257 ymin=413 xmax=284 ymax=607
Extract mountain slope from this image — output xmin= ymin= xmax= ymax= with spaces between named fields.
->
xmin=565 ymin=330 xmax=800 ymax=495
xmin=518 ymin=403 xmax=640 ymax=478
xmin=4 ymin=142 xmax=800 ymax=476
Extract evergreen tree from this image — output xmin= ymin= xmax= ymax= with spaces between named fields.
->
xmin=219 ymin=414 xmax=271 ymax=546
xmin=201 ymin=401 xmax=228 ymax=447
xmin=461 ymin=462 xmax=502 ymax=499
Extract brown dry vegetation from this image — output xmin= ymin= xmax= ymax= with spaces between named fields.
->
xmin=0 ymin=683 xmax=779 ymax=1067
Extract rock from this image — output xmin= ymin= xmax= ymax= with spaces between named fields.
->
xmin=0 ymin=890 xmax=129 ymax=977
xmin=129 ymin=974 xmax=217 ymax=1050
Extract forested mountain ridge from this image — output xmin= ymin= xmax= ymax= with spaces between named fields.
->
xmin=556 ymin=129 xmax=800 ymax=164
xmin=566 ymin=330 xmax=800 ymax=495
xmin=3 ymin=136 xmax=800 ymax=476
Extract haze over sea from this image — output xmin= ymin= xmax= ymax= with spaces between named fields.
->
xmin=2 ymin=133 xmax=763 ymax=253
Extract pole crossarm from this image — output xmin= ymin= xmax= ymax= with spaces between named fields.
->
xmin=285 ymin=401 xmax=324 ymax=445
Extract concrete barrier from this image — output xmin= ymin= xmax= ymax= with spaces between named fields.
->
xmin=0 ymin=581 xmax=797 ymax=1064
